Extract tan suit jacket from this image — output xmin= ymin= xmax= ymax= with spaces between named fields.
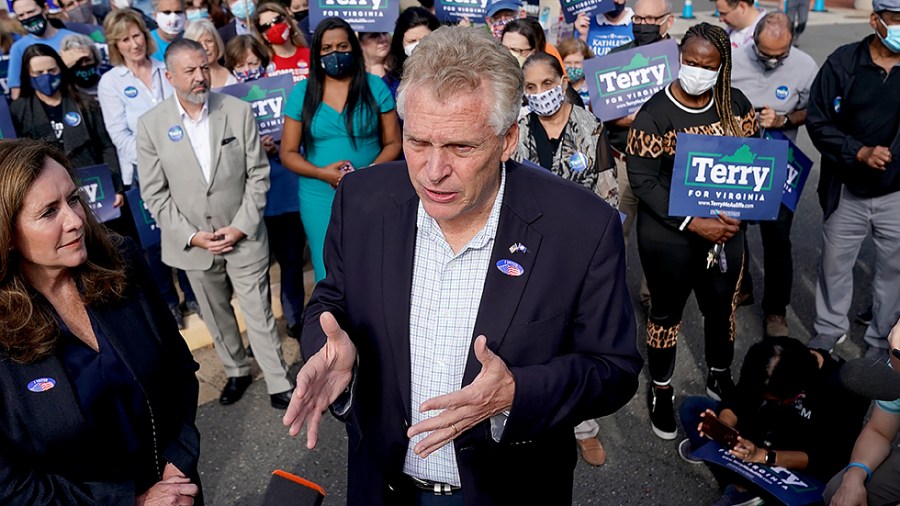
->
xmin=137 ymin=92 xmax=270 ymax=271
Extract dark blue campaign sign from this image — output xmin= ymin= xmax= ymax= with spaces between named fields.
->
xmin=435 ymin=0 xmax=487 ymax=23
xmin=693 ymin=442 xmax=825 ymax=506
xmin=76 ymin=165 xmax=121 ymax=223
xmin=764 ymin=130 xmax=813 ymax=213
xmin=125 ymin=188 xmax=161 ymax=249
xmin=0 ymin=98 xmax=15 ymax=139
xmin=669 ymin=133 xmax=788 ymax=221
xmin=584 ymin=39 xmax=679 ymax=122
xmin=560 ymin=0 xmax=614 ymax=23
xmin=310 ymin=0 xmax=399 ymax=33
xmin=217 ymin=74 xmax=293 ymax=142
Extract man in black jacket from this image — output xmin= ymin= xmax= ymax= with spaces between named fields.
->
xmin=806 ymin=0 xmax=900 ymax=358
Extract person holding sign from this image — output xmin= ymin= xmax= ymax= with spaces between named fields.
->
xmin=280 ymin=17 xmax=401 ymax=282
xmin=626 ymin=22 xmax=759 ymax=440
xmin=730 ymin=12 xmax=818 ymax=339
xmin=574 ymin=0 xmax=634 ymax=57
xmin=806 ymin=0 xmax=900 ymax=359
xmin=254 ymin=2 xmax=310 ymax=84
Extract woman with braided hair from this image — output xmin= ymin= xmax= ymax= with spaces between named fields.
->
xmin=625 ymin=22 xmax=759 ymax=440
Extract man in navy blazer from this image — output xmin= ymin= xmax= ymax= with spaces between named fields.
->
xmin=284 ymin=27 xmax=642 ymax=505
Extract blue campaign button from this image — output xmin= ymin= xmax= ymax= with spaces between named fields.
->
xmin=27 ymin=377 xmax=56 ymax=393
xmin=124 ymin=86 xmax=138 ymax=98
xmin=569 ymin=151 xmax=589 ymax=172
xmin=775 ymin=85 xmax=789 ymax=100
xmin=496 ymin=259 xmax=524 ymax=277
xmin=833 ymin=96 xmax=842 ymax=113
xmin=168 ymin=126 xmax=184 ymax=142
xmin=64 ymin=111 xmax=81 ymax=127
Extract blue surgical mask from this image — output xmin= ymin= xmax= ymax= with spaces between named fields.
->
xmin=566 ymin=66 xmax=584 ymax=82
xmin=229 ymin=0 xmax=255 ymax=21
xmin=321 ymin=51 xmax=355 ymax=78
xmin=31 ymin=73 xmax=62 ymax=96
xmin=878 ymin=16 xmax=900 ymax=53
xmin=186 ymin=8 xmax=209 ymax=21
xmin=234 ymin=65 xmax=265 ymax=82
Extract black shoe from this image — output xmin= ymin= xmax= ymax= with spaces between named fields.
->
xmin=270 ymin=390 xmax=293 ymax=409
xmin=287 ymin=323 xmax=302 ymax=340
xmin=856 ymin=307 xmax=873 ymax=325
xmin=184 ymin=300 xmax=202 ymax=320
xmin=647 ymin=384 xmax=677 ymax=440
xmin=707 ymin=369 xmax=735 ymax=402
xmin=169 ymin=305 xmax=186 ymax=330
xmin=219 ymin=376 xmax=252 ymax=405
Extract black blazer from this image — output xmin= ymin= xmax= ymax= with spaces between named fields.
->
xmin=11 ymin=93 xmax=124 ymax=193
xmin=301 ymin=160 xmax=642 ymax=506
xmin=0 ymin=239 xmax=201 ymax=505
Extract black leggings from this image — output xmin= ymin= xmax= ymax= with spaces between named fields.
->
xmin=637 ymin=212 xmax=744 ymax=383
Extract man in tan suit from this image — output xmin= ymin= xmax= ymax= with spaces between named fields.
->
xmin=137 ymin=38 xmax=293 ymax=408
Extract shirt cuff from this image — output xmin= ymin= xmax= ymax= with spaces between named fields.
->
xmin=187 ymin=232 xmax=198 ymax=248
xmin=330 ymin=358 xmax=359 ymax=418
xmin=678 ymin=217 xmax=693 ymax=231
xmin=490 ymin=410 xmax=511 ymax=442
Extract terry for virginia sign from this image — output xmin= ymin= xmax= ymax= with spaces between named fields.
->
xmin=669 ymin=134 xmax=788 ymax=221
xmin=584 ymin=39 xmax=679 ymax=122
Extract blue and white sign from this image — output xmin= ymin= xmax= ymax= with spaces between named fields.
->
xmin=126 ymin=188 xmax=161 ymax=249
xmin=310 ymin=0 xmax=399 ymax=33
xmin=584 ymin=39 xmax=680 ymax=121
xmin=76 ymin=165 xmax=121 ymax=223
xmin=560 ymin=0 xmax=614 ymax=23
xmin=434 ymin=0 xmax=487 ymax=23
xmin=765 ymin=130 xmax=813 ymax=213
xmin=668 ymin=134 xmax=788 ymax=220
xmin=693 ymin=442 xmax=825 ymax=506
xmin=218 ymin=74 xmax=293 ymax=141
xmin=0 ymin=95 xmax=16 ymax=139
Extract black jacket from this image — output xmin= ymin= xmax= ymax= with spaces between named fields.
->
xmin=11 ymin=92 xmax=124 ymax=193
xmin=806 ymin=35 xmax=900 ymax=220
xmin=0 ymin=239 xmax=201 ymax=504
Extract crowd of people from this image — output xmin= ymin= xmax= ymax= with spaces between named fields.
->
xmin=0 ymin=0 xmax=896 ymax=503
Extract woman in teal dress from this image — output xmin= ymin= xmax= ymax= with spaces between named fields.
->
xmin=281 ymin=17 xmax=402 ymax=282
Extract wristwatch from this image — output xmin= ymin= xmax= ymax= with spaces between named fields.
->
xmin=765 ymin=450 xmax=777 ymax=466
xmin=781 ymin=115 xmax=793 ymax=129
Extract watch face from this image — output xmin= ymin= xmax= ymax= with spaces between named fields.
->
xmin=766 ymin=451 xmax=776 ymax=465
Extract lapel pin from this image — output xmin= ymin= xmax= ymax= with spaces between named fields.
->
xmin=508 ymin=242 xmax=528 ymax=254
xmin=27 ymin=377 xmax=56 ymax=393
xmin=496 ymin=259 xmax=524 ymax=277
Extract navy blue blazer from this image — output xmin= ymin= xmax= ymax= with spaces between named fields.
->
xmin=300 ymin=160 xmax=642 ymax=506
xmin=0 ymin=239 xmax=201 ymax=505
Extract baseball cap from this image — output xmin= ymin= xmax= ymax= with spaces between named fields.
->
xmin=485 ymin=0 xmax=523 ymax=17
xmin=873 ymin=0 xmax=900 ymax=11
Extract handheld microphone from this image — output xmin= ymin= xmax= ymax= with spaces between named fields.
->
xmin=261 ymin=470 xmax=325 ymax=506
xmin=838 ymin=357 xmax=900 ymax=401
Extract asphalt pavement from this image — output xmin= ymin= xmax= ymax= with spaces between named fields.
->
xmin=194 ymin=13 xmax=881 ymax=506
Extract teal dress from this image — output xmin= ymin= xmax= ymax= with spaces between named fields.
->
xmin=284 ymin=73 xmax=395 ymax=282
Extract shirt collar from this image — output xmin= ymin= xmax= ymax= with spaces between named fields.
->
xmin=175 ymin=94 xmax=209 ymax=123
xmin=116 ymin=57 xmax=167 ymax=76
xmin=416 ymin=163 xmax=507 ymax=255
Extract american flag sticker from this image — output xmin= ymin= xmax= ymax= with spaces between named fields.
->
xmin=496 ymin=259 xmax=525 ymax=277
xmin=27 ymin=378 xmax=57 ymax=393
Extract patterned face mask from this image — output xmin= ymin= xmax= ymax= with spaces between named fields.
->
xmin=526 ymin=83 xmax=565 ymax=117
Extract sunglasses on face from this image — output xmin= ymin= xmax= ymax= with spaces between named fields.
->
xmin=258 ymin=15 xmax=286 ymax=31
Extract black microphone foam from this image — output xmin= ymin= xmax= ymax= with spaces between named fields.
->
xmin=839 ymin=357 xmax=900 ymax=401
xmin=260 ymin=470 xmax=325 ymax=506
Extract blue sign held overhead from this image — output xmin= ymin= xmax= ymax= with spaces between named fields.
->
xmin=77 ymin=165 xmax=121 ymax=223
xmin=310 ymin=0 xmax=399 ymax=33
xmin=560 ymin=0 xmax=614 ymax=23
xmin=217 ymin=74 xmax=294 ymax=142
xmin=584 ymin=39 xmax=680 ymax=122
xmin=435 ymin=0 xmax=487 ymax=23
xmin=668 ymin=133 xmax=788 ymax=221
xmin=764 ymin=130 xmax=813 ymax=213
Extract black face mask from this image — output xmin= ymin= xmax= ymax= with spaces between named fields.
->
xmin=292 ymin=9 xmax=308 ymax=25
xmin=632 ymin=23 xmax=663 ymax=46
xmin=72 ymin=64 xmax=100 ymax=88
xmin=21 ymin=13 xmax=48 ymax=36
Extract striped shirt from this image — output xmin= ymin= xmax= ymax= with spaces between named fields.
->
xmin=402 ymin=167 xmax=507 ymax=486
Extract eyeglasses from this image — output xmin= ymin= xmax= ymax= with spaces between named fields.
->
xmin=258 ymin=15 xmax=286 ymax=31
xmin=633 ymin=12 xmax=670 ymax=24
xmin=755 ymin=47 xmax=789 ymax=61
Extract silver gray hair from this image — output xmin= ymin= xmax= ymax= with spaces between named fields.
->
xmin=59 ymin=34 xmax=102 ymax=66
xmin=184 ymin=19 xmax=225 ymax=61
xmin=396 ymin=26 xmax=523 ymax=136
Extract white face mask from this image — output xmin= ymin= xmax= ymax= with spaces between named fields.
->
xmin=526 ymin=83 xmax=565 ymax=117
xmin=678 ymin=59 xmax=719 ymax=96
xmin=112 ymin=0 xmax=132 ymax=8
xmin=156 ymin=11 xmax=186 ymax=35
xmin=403 ymin=41 xmax=419 ymax=57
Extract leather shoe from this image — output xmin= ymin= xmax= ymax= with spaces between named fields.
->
xmin=219 ymin=376 xmax=252 ymax=405
xmin=270 ymin=390 xmax=293 ymax=409
xmin=577 ymin=437 xmax=607 ymax=466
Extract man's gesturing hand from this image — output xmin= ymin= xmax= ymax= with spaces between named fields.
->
xmin=283 ymin=312 xmax=357 ymax=449
xmin=407 ymin=335 xmax=515 ymax=459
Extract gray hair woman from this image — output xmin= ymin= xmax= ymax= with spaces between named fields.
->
xmin=184 ymin=18 xmax=236 ymax=88
xmin=59 ymin=33 xmax=104 ymax=94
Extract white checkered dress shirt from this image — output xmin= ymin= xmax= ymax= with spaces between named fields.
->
xmin=402 ymin=167 xmax=507 ymax=486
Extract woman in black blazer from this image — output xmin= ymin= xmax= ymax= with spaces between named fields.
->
xmin=0 ymin=139 xmax=202 ymax=504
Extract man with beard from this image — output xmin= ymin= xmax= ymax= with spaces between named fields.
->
xmin=137 ymin=38 xmax=294 ymax=410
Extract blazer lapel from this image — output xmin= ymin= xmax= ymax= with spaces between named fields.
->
xmin=163 ymin=97 xmax=208 ymax=189
xmin=206 ymin=94 xmax=227 ymax=188
xmin=382 ymin=189 xmax=418 ymax=421
xmin=90 ymin=301 xmax=156 ymax=385
xmin=463 ymin=162 xmax=543 ymax=386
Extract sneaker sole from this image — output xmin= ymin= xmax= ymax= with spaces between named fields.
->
xmin=678 ymin=439 xmax=703 ymax=465
xmin=651 ymin=424 xmax=677 ymax=440
xmin=733 ymin=498 xmax=765 ymax=506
